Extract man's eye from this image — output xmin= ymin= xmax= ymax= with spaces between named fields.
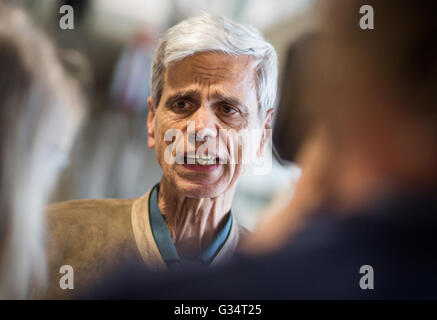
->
xmin=175 ymin=100 xmax=189 ymax=109
xmin=221 ymin=105 xmax=236 ymax=114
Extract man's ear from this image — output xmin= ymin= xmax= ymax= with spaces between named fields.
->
xmin=147 ymin=96 xmax=156 ymax=149
xmin=257 ymin=108 xmax=274 ymax=157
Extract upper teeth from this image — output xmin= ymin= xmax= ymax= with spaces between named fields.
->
xmin=187 ymin=155 xmax=216 ymax=165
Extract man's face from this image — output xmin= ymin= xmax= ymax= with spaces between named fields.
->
xmin=147 ymin=52 xmax=272 ymax=198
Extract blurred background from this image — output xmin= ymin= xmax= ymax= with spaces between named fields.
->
xmin=5 ymin=0 xmax=317 ymax=229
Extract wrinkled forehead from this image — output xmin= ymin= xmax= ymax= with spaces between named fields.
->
xmin=164 ymin=52 xmax=258 ymax=94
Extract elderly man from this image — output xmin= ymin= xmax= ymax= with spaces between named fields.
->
xmin=45 ymin=13 xmax=277 ymax=298
xmin=88 ymin=0 xmax=437 ymax=300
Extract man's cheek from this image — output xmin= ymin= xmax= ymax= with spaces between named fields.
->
xmin=154 ymin=126 xmax=170 ymax=166
xmin=222 ymin=133 xmax=244 ymax=166
xmin=222 ymin=116 xmax=249 ymax=130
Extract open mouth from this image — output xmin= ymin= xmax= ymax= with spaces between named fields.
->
xmin=184 ymin=155 xmax=219 ymax=165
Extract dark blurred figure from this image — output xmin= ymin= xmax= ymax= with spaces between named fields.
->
xmin=242 ymin=32 xmax=327 ymax=254
xmin=273 ymin=33 xmax=320 ymax=163
xmin=89 ymin=0 xmax=437 ymax=299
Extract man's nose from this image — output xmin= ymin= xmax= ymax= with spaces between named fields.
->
xmin=192 ymin=106 xmax=217 ymax=141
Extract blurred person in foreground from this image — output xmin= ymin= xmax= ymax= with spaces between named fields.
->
xmin=242 ymin=32 xmax=326 ymax=255
xmin=90 ymin=0 xmax=437 ymax=299
xmin=0 ymin=5 xmax=85 ymax=299
xmin=45 ymin=13 xmax=277 ymax=298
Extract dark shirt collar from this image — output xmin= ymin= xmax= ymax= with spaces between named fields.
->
xmin=149 ymin=184 xmax=233 ymax=268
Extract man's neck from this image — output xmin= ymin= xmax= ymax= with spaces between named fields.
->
xmin=157 ymin=178 xmax=235 ymax=257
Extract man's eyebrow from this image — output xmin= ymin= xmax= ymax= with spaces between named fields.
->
xmin=211 ymin=91 xmax=248 ymax=112
xmin=164 ymin=90 xmax=201 ymax=108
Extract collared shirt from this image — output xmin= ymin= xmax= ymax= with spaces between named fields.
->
xmin=148 ymin=184 xmax=233 ymax=268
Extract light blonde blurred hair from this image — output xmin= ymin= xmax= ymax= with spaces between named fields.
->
xmin=0 ymin=4 xmax=85 ymax=299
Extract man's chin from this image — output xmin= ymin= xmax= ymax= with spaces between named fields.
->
xmin=177 ymin=180 xmax=227 ymax=199
xmin=179 ymin=162 xmax=222 ymax=173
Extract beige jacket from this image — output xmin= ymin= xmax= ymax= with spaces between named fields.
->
xmin=44 ymin=188 xmax=246 ymax=299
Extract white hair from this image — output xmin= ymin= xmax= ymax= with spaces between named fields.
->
xmin=151 ymin=13 xmax=278 ymax=115
xmin=0 ymin=5 xmax=85 ymax=299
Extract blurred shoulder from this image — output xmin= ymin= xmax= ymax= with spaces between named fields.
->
xmin=46 ymin=197 xmax=137 ymax=245
xmin=48 ymin=198 xmax=135 ymax=214
xmin=45 ymin=197 xmax=142 ymax=299
xmin=47 ymin=198 xmax=137 ymax=225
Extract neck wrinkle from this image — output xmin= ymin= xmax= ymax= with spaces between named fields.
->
xmin=157 ymin=178 xmax=234 ymax=256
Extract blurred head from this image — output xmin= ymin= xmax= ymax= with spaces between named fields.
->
xmin=0 ymin=5 xmax=85 ymax=298
xmin=305 ymin=0 xmax=437 ymax=203
xmin=147 ymin=13 xmax=277 ymax=198
xmin=273 ymin=33 xmax=321 ymax=164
